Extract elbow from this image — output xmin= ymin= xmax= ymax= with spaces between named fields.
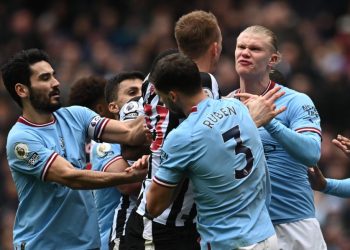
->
xmin=299 ymin=146 xmax=321 ymax=166
xmin=117 ymin=182 xmax=142 ymax=196
xmin=59 ymin=170 xmax=85 ymax=190
xmin=146 ymin=203 xmax=163 ymax=218
xmin=146 ymin=193 xmax=164 ymax=218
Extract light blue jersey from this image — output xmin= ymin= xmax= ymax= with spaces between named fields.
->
xmin=324 ymin=178 xmax=350 ymax=198
xmin=154 ymin=98 xmax=275 ymax=249
xmin=259 ymin=82 xmax=322 ymax=224
xmin=6 ymin=106 xmax=110 ymax=249
xmin=91 ymin=142 xmax=122 ymax=250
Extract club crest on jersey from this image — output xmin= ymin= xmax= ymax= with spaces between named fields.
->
xmin=96 ymin=143 xmax=112 ymax=158
xmin=14 ymin=143 xmax=29 ymax=160
xmin=203 ymin=87 xmax=214 ymax=99
xmin=28 ymin=153 xmax=40 ymax=166
xmin=160 ymin=149 xmax=168 ymax=163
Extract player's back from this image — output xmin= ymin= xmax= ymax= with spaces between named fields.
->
xmin=158 ymin=97 xmax=274 ymax=249
xmin=137 ymin=72 xmax=220 ymax=226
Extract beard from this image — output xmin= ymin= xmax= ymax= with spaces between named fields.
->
xmin=29 ymin=86 xmax=61 ymax=113
xmin=165 ymin=99 xmax=186 ymax=119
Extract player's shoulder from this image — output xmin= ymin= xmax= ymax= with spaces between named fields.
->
xmin=278 ymin=84 xmax=311 ymax=100
xmin=200 ymin=72 xmax=220 ymax=99
xmin=58 ymin=105 xmax=92 ymax=115
xmin=276 ymin=85 xmax=314 ymax=110
xmin=92 ymin=142 xmax=120 ymax=158
xmin=7 ymin=125 xmax=33 ymax=143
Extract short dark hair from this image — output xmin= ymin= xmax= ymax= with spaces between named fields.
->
xmin=149 ymin=53 xmax=201 ymax=96
xmin=149 ymin=48 xmax=179 ymax=73
xmin=68 ymin=76 xmax=107 ymax=110
xmin=1 ymin=48 xmax=50 ymax=107
xmin=105 ymin=71 xmax=145 ymax=103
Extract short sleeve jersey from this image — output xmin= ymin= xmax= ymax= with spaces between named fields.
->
xmin=154 ymin=98 xmax=275 ymax=249
xmin=6 ymin=106 xmax=110 ymax=249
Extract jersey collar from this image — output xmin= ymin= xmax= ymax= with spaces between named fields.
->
xmin=18 ymin=116 xmax=56 ymax=127
xmin=236 ymin=80 xmax=276 ymax=96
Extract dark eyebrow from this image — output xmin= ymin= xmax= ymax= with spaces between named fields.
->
xmin=38 ymin=71 xmax=55 ymax=79
xmin=38 ymin=72 xmax=51 ymax=78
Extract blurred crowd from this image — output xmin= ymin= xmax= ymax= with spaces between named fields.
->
xmin=1 ymin=0 xmax=350 ymax=249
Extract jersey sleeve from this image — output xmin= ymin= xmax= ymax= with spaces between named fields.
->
xmin=263 ymin=92 xmax=322 ymax=165
xmin=68 ymin=105 xmax=111 ymax=142
xmin=153 ymin=129 xmax=194 ymax=188
xmin=323 ymin=178 xmax=350 ymax=198
xmin=287 ymin=93 xmax=321 ymax=137
xmin=6 ymin=131 xmax=58 ymax=181
xmin=91 ymin=143 xmax=123 ymax=172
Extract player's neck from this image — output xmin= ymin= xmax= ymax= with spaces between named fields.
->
xmin=22 ymin=105 xmax=55 ymax=124
xmin=239 ymin=74 xmax=270 ymax=95
xmin=194 ymin=55 xmax=214 ymax=74
xmin=183 ymin=91 xmax=207 ymax=117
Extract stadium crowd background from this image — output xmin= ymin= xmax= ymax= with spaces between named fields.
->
xmin=1 ymin=0 xmax=350 ymax=249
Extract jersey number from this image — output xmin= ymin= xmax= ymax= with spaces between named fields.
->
xmin=222 ymin=125 xmax=254 ymax=179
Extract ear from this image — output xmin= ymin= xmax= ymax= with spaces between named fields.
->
xmin=15 ymin=83 xmax=29 ymax=98
xmin=268 ymin=53 xmax=280 ymax=67
xmin=211 ymin=42 xmax=219 ymax=57
xmin=168 ymin=90 xmax=177 ymax=102
xmin=108 ymin=101 xmax=119 ymax=114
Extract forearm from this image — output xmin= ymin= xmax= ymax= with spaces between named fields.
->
xmin=146 ymin=181 xmax=175 ymax=218
xmin=117 ymin=182 xmax=142 ymax=196
xmin=50 ymin=168 xmax=140 ymax=190
xmin=100 ymin=120 xmax=132 ymax=145
xmin=264 ymin=118 xmax=321 ymax=165
xmin=121 ymin=144 xmax=151 ymax=161
xmin=323 ymin=178 xmax=350 ymax=198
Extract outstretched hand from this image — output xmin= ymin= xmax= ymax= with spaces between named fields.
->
xmin=332 ymin=134 xmax=350 ymax=158
xmin=307 ymin=166 xmax=327 ymax=191
xmin=234 ymin=86 xmax=286 ymax=127
xmin=125 ymin=155 xmax=150 ymax=173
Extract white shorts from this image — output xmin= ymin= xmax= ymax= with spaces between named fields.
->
xmin=274 ymin=218 xmax=327 ymax=250
xmin=238 ymin=234 xmax=278 ymax=250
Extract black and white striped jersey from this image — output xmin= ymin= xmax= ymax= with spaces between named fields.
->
xmin=136 ymin=72 xmax=221 ymax=226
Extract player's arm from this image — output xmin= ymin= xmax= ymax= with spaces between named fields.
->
xmin=263 ymin=93 xmax=322 ymax=166
xmin=105 ymin=157 xmax=142 ymax=196
xmin=332 ymin=134 xmax=350 ymax=158
xmin=264 ymin=119 xmax=321 ymax=165
xmin=146 ymin=181 xmax=177 ymax=218
xmin=101 ymin=116 xmax=151 ymax=146
xmin=129 ymin=154 xmax=184 ymax=218
xmin=121 ymin=144 xmax=151 ymax=161
xmin=45 ymin=154 xmax=147 ymax=189
xmin=119 ymin=96 xmax=152 ymax=160
xmin=307 ymin=166 xmax=327 ymax=191
xmin=308 ymin=166 xmax=350 ymax=198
